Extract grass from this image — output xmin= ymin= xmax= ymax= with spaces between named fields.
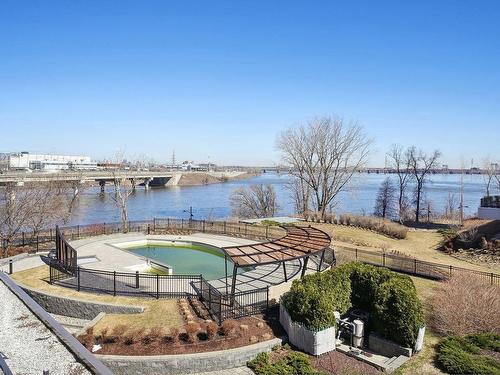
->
xmin=315 ymin=223 xmax=499 ymax=272
xmin=11 ymin=265 xmax=183 ymax=333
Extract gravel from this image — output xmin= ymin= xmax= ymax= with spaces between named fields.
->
xmin=0 ymin=280 xmax=91 ymax=375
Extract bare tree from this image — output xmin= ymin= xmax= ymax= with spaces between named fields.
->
xmin=276 ymin=116 xmax=371 ymax=220
xmin=0 ymin=182 xmax=74 ymax=257
xmin=110 ymin=151 xmax=135 ymax=232
xmin=286 ymin=176 xmax=311 ymax=217
xmin=444 ymin=192 xmax=459 ymax=221
xmin=408 ymin=147 xmax=441 ymax=222
xmin=373 ymin=177 xmax=396 ymax=219
xmin=230 ymin=184 xmax=279 ymax=219
xmin=387 ymin=144 xmax=412 ymax=221
xmin=483 ymin=157 xmax=498 ymax=197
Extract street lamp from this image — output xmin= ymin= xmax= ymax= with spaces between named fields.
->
xmin=183 ymin=206 xmax=194 ymax=221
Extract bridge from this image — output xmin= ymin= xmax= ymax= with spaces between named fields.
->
xmin=0 ymin=170 xmax=182 ymax=190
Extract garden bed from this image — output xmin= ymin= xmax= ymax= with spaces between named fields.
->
xmin=79 ymin=308 xmax=285 ymax=355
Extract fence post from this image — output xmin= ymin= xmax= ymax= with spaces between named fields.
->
xmin=266 ymin=285 xmax=269 ymax=310
xmin=449 ymin=265 xmax=452 ymax=277
xmin=153 ymin=218 xmax=156 ymax=232
xmin=491 ymin=273 xmax=494 ymax=286
xmin=77 ymin=225 xmax=80 ymax=238
xmin=113 ymin=271 xmax=116 ymax=296
xmin=355 ymin=248 xmax=358 ymax=260
xmin=181 ymin=219 xmax=184 ymax=230
xmin=156 ymin=274 xmax=159 ymax=299
xmin=167 ymin=218 xmax=170 ymax=229
xmin=265 ymin=225 xmax=269 ymax=238
xmin=202 ymin=220 xmax=205 ymax=233
xmin=382 ymin=253 xmax=386 ymax=267
xmin=208 ymin=285 xmax=212 ymax=311
xmin=103 ymin=222 xmax=106 ymax=235
xmin=224 ymin=221 xmax=227 ymax=234
xmin=36 ymin=236 xmax=39 ymax=252
xmin=136 ymin=271 xmax=139 ymax=289
xmin=77 ymin=266 xmax=81 ymax=291
xmin=414 ymin=259 xmax=417 ymax=275
xmin=147 ymin=224 xmax=151 ymax=235
xmin=9 ymin=259 xmax=13 ymax=275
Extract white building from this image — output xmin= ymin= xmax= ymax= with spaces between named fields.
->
xmin=6 ymin=152 xmax=98 ymax=171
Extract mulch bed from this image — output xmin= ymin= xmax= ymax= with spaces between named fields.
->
xmin=311 ymin=350 xmax=380 ymax=374
xmin=79 ymin=307 xmax=284 ymax=355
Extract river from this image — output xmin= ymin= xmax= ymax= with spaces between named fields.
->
xmin=68 ymin=172 xmax=490 ymax=225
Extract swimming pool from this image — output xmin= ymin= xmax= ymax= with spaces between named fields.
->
xmin=126 ymin=243 xmax=235 ymax=280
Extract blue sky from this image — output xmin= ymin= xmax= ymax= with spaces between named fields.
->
xmin=1 ymin=1 xmax=499 ymax=167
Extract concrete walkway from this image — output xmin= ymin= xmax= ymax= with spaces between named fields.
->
xmin=191 ymin=367 xmax=255 ymax=375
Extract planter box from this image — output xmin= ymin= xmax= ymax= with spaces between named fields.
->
xmin=279 ymin=304 xmax=336 ymax=356
xmin=368 ymin=333 xmax=412 ymax=358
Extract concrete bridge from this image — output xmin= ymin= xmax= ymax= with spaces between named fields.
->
xmin=0 ymin=170 xmax=182 ymax=190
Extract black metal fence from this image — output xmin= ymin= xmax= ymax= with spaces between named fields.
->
xmin=198 ymin=277 xmax=269 ymax=323
xmin=4 ymin=218 xmax=286 ymax=251
xmin=45 ymin=219 xmax=275 ymax=322
xmin=337 ymin=246 xmax=500 ymax=286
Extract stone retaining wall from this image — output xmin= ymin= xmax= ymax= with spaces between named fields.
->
xmin=98 ymin=337 xmax=284 ymax=375
xmin=22 ymin=286 xmax=144 ymax=320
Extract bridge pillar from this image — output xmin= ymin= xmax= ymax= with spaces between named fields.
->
xmin=98 ymin=180 xmax=106 ymax=193
xmin=144 ymin=178 xmax=153 ymax=190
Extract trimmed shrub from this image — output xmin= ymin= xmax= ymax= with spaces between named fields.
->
xmin=281 ymin=270 xmax=351 ymax=331
xmin=281 ymin=262 xmax=424 ymax=347
xmin=205 ymin=321 xmax=218 ymax=340
xmin=436 ymin=333 xmax=500 ymax=375
xmin=372 ymin=276 xmax=424 ymax=348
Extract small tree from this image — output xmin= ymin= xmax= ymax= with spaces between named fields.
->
xmin=408 ymin=147 xmax=441 ymax=222
xmin=230 ymin=184 xmax=279 ymax=219
xmin=374 ymin=177 xmax=396 ymax=219
xmin=110 ymin=151 xmax=134 ymax=232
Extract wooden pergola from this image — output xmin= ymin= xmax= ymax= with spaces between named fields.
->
xmin=222 ymin=225 xmax=331 ymax=295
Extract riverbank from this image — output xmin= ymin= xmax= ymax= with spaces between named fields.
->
xmin=177 ymin=171 xmax=258 ymax=186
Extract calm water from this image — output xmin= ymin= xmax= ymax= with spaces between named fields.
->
xmin=69 ymin=172 xmax=489 ymax=225
xmin=127 ymin=244 xmax=232 ymax=280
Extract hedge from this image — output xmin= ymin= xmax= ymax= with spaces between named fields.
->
xmin=436 ymin=333 xmax=500 ymax=375
xmin=281 ymin=262 xmax=424 ymax=348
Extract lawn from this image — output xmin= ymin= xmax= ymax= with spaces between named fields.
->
xmin=314 ymin=223 xmax=499 ymax=273
xmin=11 ymin=265 xmax=183 ymax=333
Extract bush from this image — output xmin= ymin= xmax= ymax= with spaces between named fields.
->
xmin=220 ymin=319 xmax=238 ymax=336
xmin=247 ymin=350 xmax=327 ymax=375
xmin=281 ymin=270 xmax=351 ymax=331
xmin=281 ymin=262 xmax=424 ymax=347
xmin=436 ymin=333 xmax=500 ymax=375
xmin=372 ymin=277 xmax=424 ymax=347
xmin=185 ymin=322 xmax=201 ymax=343
xmin=338 ymin=214 xmax=408 ymax=239
xmin=205 ymin=321 xmax=218 ymax=339
xmin=430 ymin=274 xmax=500 ymax=336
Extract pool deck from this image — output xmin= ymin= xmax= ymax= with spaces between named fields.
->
xmin=5 ymin=232 xmax=312 ymax=295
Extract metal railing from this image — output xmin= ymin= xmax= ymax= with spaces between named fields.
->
xmin=43 ymin=220 xmax=278 ymax=322
xmin=337 ymin=246 xmax=500 ymax=286
xmin=480 ymin=195 xmax=500 ymax=208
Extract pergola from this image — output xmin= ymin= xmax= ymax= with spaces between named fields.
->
xmin=222 ymin=225 xmax=332 ymax=295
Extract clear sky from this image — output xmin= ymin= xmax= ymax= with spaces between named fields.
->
xmin=1 ymin=1 xmax=499 ymax=167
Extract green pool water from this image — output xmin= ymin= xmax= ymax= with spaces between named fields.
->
xmin=126 ymin=243 xmax=234 ymax=280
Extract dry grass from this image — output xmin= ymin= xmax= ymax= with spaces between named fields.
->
xmin=429 ymin=274 xmax=500 ymax=336
xmin=315 ymin=223 xmax=499 ymax=272
xmin=11 ymin=265 xmax=183 ymax=333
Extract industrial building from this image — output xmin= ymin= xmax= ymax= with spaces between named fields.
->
xmin=2 ymin=152 xmax=98 ymax=171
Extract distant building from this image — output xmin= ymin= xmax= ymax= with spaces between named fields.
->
xmin=3 ymin=152 xmax=98 ymax=171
